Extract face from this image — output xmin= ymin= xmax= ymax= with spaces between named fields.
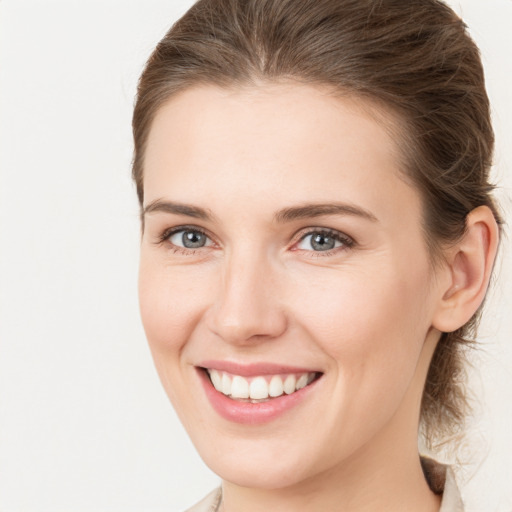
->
xmin=139 ymin=83 xmax=443 ymax=490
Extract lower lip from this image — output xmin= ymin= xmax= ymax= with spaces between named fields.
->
xmin=198 ymin=369 xmax=320 ymax=425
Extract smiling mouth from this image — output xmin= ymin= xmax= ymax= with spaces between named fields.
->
xmin=204 ymin=368 xmax=321 ymax=403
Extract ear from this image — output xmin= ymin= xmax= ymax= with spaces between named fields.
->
xmin=432 ymin=205 xmax=500 ymax=333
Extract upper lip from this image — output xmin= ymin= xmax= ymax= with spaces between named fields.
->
xmin=197 ymin=360 xmax=321 ymax=377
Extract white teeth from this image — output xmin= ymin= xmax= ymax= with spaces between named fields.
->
xmin=207 ymin=370 xmax=317 ymax=401
xmin=210 ymin=369 xmax=222 ymax=392
xmin=221 ymin=373 xmax=232 ymax=395
xmin=296 ymin=373 xmax=309 ymax=390
xmin=269 ymin=375 xmax=284 ymax=397
xmin=249 ymin=377 xmax=269 ymax=400
xmin=231 ymin=376 xmax=249 ymax=399
xmin=283 ymin=374 xmax=296 ymax=394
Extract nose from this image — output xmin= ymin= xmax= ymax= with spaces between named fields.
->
xmin=205 ymin=250 xmax=288 ymax=345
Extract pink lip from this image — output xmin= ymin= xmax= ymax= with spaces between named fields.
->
xmin=197 ymin=366 xmax=322 ymax=425
xmin=197 ymin=359 xmax=319 ymax=377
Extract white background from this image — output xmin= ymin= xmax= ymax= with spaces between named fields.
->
xmin=0 ymin=1 xmax=511 ymax=511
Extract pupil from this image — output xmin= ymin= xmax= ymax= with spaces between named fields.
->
xmin=311 ymin=233 xmax=335 ymax=251
xmin=182 ymin=231 xmax=206 ymax=248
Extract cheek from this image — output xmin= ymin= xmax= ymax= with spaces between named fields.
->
xmin=291 ymin=262 xmax=432 ymax=387
xmin=287 ymin=267 xmax=432 ymax=450
xmin=138 ymin=258 xmax=210 ymax=356
xmin=138 ymin=258 xmax=215 ymax=416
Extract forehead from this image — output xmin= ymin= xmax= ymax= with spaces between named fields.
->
xmin=143 ymin=82 xmax=420 ymax=226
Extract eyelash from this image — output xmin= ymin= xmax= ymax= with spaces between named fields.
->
xmin=292 ymin=228 xmax=355 ymax=257
xmin=156 ymin=225 xmax=355 ymax=257
xmin=156 ymin=225 xmax=214 ymax=255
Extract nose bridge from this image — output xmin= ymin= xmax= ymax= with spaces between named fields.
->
xmin=208 ymin=245 xmax=286 ymax=344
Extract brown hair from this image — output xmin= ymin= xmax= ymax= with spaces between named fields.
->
xmin=132 ymin=0 xmax=502 ymax=448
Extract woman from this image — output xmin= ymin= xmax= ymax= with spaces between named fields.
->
xmin=132 ymin=0 xmax=501 ymax=510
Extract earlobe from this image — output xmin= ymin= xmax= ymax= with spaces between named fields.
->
xmin=433 ymin=205 xmax=500 ymax=333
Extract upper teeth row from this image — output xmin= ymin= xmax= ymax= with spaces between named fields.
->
xmin=207 ymin=369 xmax=316 ymax=400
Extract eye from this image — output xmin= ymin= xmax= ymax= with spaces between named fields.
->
xmin=295 ymin=230 xmax=353 ymax=252
xmin=167 ymin=228 xmax=213 ymax=249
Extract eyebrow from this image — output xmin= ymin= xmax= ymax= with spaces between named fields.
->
xmin=142 ymin=199 xmax=378 ymax=224
xmin=142 ymin=199 xmax=214 ymax=221
xmin=274 ymin=203 xmax=378 ymax=223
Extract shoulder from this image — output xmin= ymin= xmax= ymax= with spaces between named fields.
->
xmin=183 ymin=488 xmax=222 ymax=512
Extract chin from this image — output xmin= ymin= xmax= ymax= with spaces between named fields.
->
xmin=191 ymin=429 xmax=327 ymax=490
xmin=208 ymin=456 xmax=310 ymax=490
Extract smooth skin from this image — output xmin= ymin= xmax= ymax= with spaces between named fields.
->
xmin=138 ymin=83 xmax=498 ymax=512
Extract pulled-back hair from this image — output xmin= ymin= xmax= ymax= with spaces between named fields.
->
xmin=132 ymin=0 xmax=502 ymax=448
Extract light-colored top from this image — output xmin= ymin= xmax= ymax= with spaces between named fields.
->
xmin=184 ymin=488 xmax=221 ymax=512
xmin=440 ymin=468 xmax=464 ymax=512
xmin=184 ymin=463 xmax=464 ymax=512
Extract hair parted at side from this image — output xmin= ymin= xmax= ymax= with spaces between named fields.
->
xmin=132 ymin=0 xmax=502 ymax=448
